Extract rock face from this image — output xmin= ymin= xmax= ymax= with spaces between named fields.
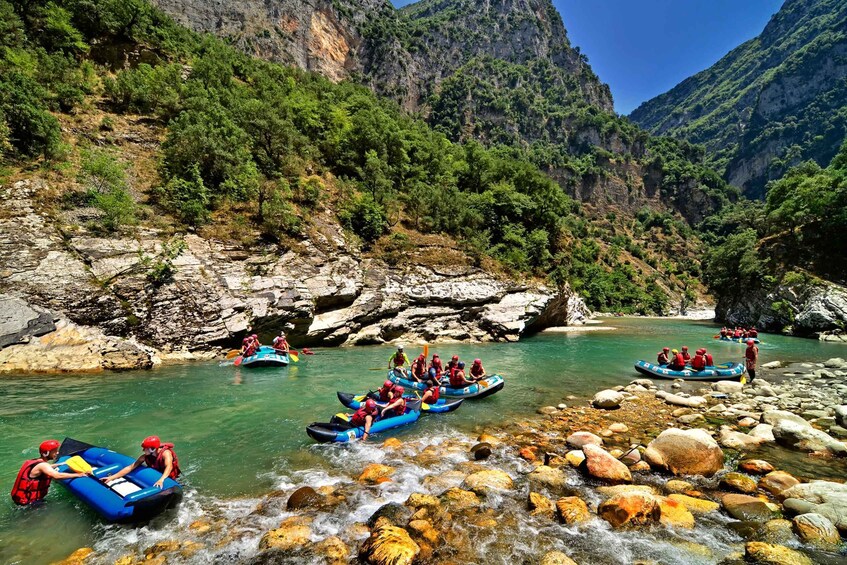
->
xmin=644 ymin=428 xmax=725 ymax=477
xmin=0 ymin=294 xmax=55 ymax=348
xmin=0 ymin=180 xmax=587 ymax=372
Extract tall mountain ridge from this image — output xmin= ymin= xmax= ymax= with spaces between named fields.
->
xmin=630 ymin=0 xmax=847 ymax=199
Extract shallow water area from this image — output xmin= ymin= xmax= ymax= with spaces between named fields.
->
xmin=0 ymin=318 xmax=844 ymax=564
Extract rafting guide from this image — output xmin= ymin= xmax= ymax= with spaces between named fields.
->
xmin=388 ymin=344 xmax=410 ymax=377
xmin=10 ymin=440 xmax=89 ymax=506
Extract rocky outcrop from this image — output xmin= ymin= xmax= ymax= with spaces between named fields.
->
xmin=0 ymin=180 xmax=587 ymax=371
xmin=0 ymin=294 xmax=56 ymax=348
xmin=643 ymin=428 xmax=724 ymax=477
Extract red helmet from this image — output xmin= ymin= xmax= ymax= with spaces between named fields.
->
xmin=662 ymin=347 xmax=670 ymax=352
xmin=696 ymin=348 xmax=705 ymax=354
xmin=383 ymin=380 xmax=393 ymax=389
xmin=251 ymin=334 xmax=258 ymax=339
xmin=473 ymin=358 xmax=481 ymax=364
xmin=432 ymin=354 xmax=439 ymax=358
xmin=394 ymin=386 xmax=405 ymax=396
xmin=682 ymin=346 xmax=688 ymax=351
xmin=141 ymin=436 xmax=161 ymax=449
xmin=452 ymin=355 xmax=459 ymax=361
xmin=365 ymin=399 xmax=377 ymax=411
xmin=39 ymin=440 xmax=60 ymax=454
xmin=418 ymin=353 xmax=425 ymax=360
xmin=702 ymin=348 xmax=707 ymax=352
xmin=746 ymin=339 xmax=755 ymax=346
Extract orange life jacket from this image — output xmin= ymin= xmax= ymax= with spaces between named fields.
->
xmin=144 ymin=444 xmax=181 ymax=479
xmin=10 ymin=459 xmax=51 ymax=506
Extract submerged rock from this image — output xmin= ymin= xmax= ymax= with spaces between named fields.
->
xmin=720 ymin=472 xmax=759 ymax=494
xmin=528 ymin=492 xmax=556 ymax=519
xmin=50 ymin=548 xmax=95 ymax=565
xmin=528 ymin=465 xmax=569 ymax=493
xmin=597 ymin=492 xmax=660 ymax=528
xmin=470 ymin=442 xmax=492 ymax=460
xmin=556 ymin=496 xmax=590 ymax=525
xmin=359 ymin=464 xmax=396 ymax=484
xmin=287 ymin=486 xmax=324 ymax=510
xmin=539 ymin=551 xmax=579 ymax=565
xmin=359 ymin=525 xmax=420 ymax=565
xmin=440 ymin=487 xmax=480 ymax=511
xmin=259 ymin=517 xmax=312 ymax=551
xmin=644 ymin=428 xmax=724 ymax=477
xmin=462 ymin=469 xmax=514 ymax=494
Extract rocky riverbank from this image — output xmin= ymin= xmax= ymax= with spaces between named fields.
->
xmin=0 ymin=179 xmax=587 ymax=373
xmin=49 ymin=358 xmax=847 ymax=565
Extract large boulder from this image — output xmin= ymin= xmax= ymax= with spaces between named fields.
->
xmin=581 ymin=444 xmax=631 ymax=484
xmin=597 ymin=492 xmax=660 ymax=528
xmin=0 ymin=295 xmax=55 ymax=348
xmin=764 ymin=410 xmax=847 ymax=456
xmin=359 ymin=525 xmax=420 ymax=565
xmin=644 ymin=428 xmax=724 ymax=477
xmin=592 ymin=389 xmax=624 ymax=409
xmin=781 ymin=481 xmax=847 ymax=531
xmin=566 ymin=431 xmax=603 ymax=449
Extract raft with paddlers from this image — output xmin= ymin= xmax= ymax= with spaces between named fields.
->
xmin=239 ymin=346 xmax=289 ymax=368
xmin=54 ymin=438 xmax=182 ymax=523
xmin=634 ymin=360 xmax=746 ymax=382
xmin=388 ymin=372 xmax=505 ymax=399
xmin=336 ymin=391 xmax=463 ymax=414
xmin=716 ymin=336 xmax=760 ymax=344
xmin=306 ymin=400 xmax=422 ymax=443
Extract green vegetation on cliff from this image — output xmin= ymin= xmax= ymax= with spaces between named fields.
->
xmin=631 ymin=0 xmax=847 ymax=199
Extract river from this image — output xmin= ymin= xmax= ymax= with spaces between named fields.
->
xmin=1 ymin=318 xmax=844 ymax=564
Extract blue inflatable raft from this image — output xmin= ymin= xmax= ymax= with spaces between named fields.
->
xmin=55 ymin=438 xmax=182 ymax=523
xmin=241 ymin=346 xmax=289 ymax=368
xmin=388 ymin=372 xmax=505 ymax=399
xmin=306 ymin=400 xmax=422 ymax=443
xmin=634 ymin=360 xmax=746 ymax=382
xmin=336 ymin=391 xmax=463 ymax=414
xmin=717 ymin=336 xmax=760 ymax=344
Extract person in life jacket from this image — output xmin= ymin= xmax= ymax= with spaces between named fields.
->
xmin=350 ymin=399 xmax=379 ymax=441
xmin=681 ymin=346 xmax=691 ymax=363
xmin=420 ymin=377 xmax=440 ymax=405
xmin=657 ymin=347 xmax=670 ymax=366
xmin=691 ymin=349 xmax=707 ymax=371
xmin=470 ymin=359 xmax=486 ymax=380
xmin=388 ymin=344 xmax=411 ymax=377
xmin=102 ymin=436 xmax=181 ymax=489
xmin=375 ymin=380 xmax=396 ymax=402
xmin=10 ymin=440 xmax=87 ymax=506
xmin=446 ymin=355 xmax=460 ymax=375
xmin=449 ymin=361 xmax=476 ymax=387
xmin=669 ymin=349 xmax=686 ymax=371
xmin=702 ymin=348 xmax=714 ymax=366
xmin=272 ymin=331 xmax=289 ymax=354
xmin=733 ymin=328 xmax=743 ymax=339
xmin=745 ymin=340 xmax=759 ymax=382
xmin=749 ymin=327 xmax=759 ymax=338
xmin=720 ymin=327 xmax=728 ymax=338
xmin=381 ymin=386 xmax=407 ymax=418
xmin=242 ymin=334 xmax=259 ymax=357
xmin=428 ymin=354 xmax=444 ymax=380
xmin=410 ymin=354 xmax=427 ymax=382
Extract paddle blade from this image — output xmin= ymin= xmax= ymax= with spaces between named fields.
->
xmin=423 ymin=344 xmax=429 ymax=359
xmin=335 ymin=413 xmax=350 ymax=422
xmin=66 ymin=456 xmax=92 ymax=474
xmin=234 ymin=356 xmax=243 ymax=366
xmin=289 ymin=353 xmax=299 ymax=362
xmin=226 ymin=349 xmax=241 ymax=359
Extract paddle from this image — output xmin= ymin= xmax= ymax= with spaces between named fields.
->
xmin=65 ymin=455 xmax=93 ymax=475
xmin=233 ymin=356 xmax=243 ymax=367
xmin=225 ymin=349 xmax=241 ymax=359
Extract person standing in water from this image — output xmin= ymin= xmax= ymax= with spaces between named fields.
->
xmin=10 ymin=440 xmax=87 ymax=505
xmin=745 ymin=339 xmax=759 ymax=382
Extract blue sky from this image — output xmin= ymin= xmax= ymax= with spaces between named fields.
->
xmin=391 ymin=0 xmax=784 ymax=115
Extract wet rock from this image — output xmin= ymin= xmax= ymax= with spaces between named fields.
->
xmin=406 ymin=519 xmax=439 ymax=545
xmin=829 ymin=425 xmax=847 ymax=439
xmin=144 ymin=541 xmax=181 ymax=558
xmin=462 ymin=469 xmax=514 ymax=495
xmin=539 ymin=551 xmax=578 ymax=565
xmin=667 ymin=494 xmax=719 ymax=515
xmin=758 ymin=471 xmax=800 ymax=498
xmin=739 ymin=460 xmax=775 ymax=475
xmin=620 ymin=447 xmax=641 ymax=466
xmin=665 ymin=480 xmax=693 ymax=493
xmin=712 ymin=381 xmax=744 ymax=394
xmin=748 ymin=424 xmax=775 ymax=442
xmin=528 ymin=465 xmax=569 ymax=493
xmin=592 ymin=389 xmax=624 ymax=409
xmin=720 ymin=472 xmax=759 ymax=494
xmin=366 ymin=503 xmax=412 ymax=529
xmin=719 ymin=426 xmax=765 ymax=450
xmin=359 ymin=463 xmax=395 ymax=484
xmin=760 ymin=519 xmax=797 ymax=544
xmin=555 ymin=496 xmax=590 ymax=525
xmin=582 ymin=444 xmax=631 ymax=484
xmin=179 ymin=542 xmax=204 ymax=559
xmin=470 ymin=442 xmax=492 ymax=460
xmin=50 ymin=548 xmax=95 ymax=565
xmin=608 ymin=423 xmax=629 ymax=433
xmin=722 ymin=494 xmax=779 ymax=522
xmin=565 ymin=450 xmax=586 ymax=467
xmin=781 ymin=481 xmax=847 ymax=530
xmin=835 ymin=405 xmax=847 ymax=428
xmin=644 ymin=428 xmax=724 ymax=477
xmin=792 ymin=513 xmax=841 ymax=547
xmin=477 ymin=433 xmax=502 ymax=446
xmin=381 ymin=438 xmax=402 ymax=449
xmin=655 ymin=391 xmax=707 ymax=407
xmin=405 ymin=493 xmax=439 ymax=509
xmin=744 ymin=542 xmax=813 ymax=565
xmin=519 ymin=447 xmax=537 ymax=461
xmin=189 ymin=520 xmax=212 ymax=534
xmin=359 ymin=525 xmax=420 ymax=565
xmin=762 ymin=361 xmax=782 ymax=369
xmin=657 ymin=496 xmax=695 ymax=529
xmin=440 ymin=487 xmax=481 ymax=511
xmin=630 ymin=460 xmax=651 ymax=472
xmin=566 ymin=431 xmax=603 ymax=449
xmin=596 ymin=485 xmax=657 ymax=497
xmin=314 ymin=536 xmax=349 ymax=564
xmin=677 ymin=413 xmax=705 ymax=425
xmin=528 ymin=492 xmax=556 ymax=519
xmin=598 ymin=492 xmax=661 ymax=528
xmin=824 ymin=358 xmax=846 ymax=369
xmin=287 ymin=486 xmax=324 ymax=510
xmin=764 ymin=410 xmax=847 ymax=456
xmin=537 ymin=405 xmax=559 ymax=415
xmin=738 ymin=417 xmax=759 ymax=428
xmin=259 ymin=517 xmax=312 ymax=551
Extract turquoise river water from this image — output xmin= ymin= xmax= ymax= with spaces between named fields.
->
xmin=0 ymin=318 xmax=844 ymax=564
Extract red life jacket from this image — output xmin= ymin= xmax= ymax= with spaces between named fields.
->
xmin=682 ymin=352 xmax=691 ymax=362
xmin=657 ymin=352 xmax=669 ymax=365
xmin=428 ymin=358 xmax=443 ymax=376
xmin=423 ymin=383 xmax=440 ymax=403
xmin=272 ymin=337 xmax=287 ymax=350
xmin=387 ymin=397 xmax=406 ymax=416
xmin=377 ymin=386 xmax=393 ymax=402
xmin=144 ymin=444 xmax=181 ymax=479
xmin=10 ymin=459 xmax=51 ymax=505
xmin=745 ymin=346 xmax=758 ymax=369
xmin=749 ymin=330 xmax=758 ymax=338
xmin=691 ymin=354 xmax=706 ymax=371
xmin=393 ymin=352 xmax=406 ymax=366
xmin=412 ymin=357 xmax=426 ymax=378
xmin=734 ymin=329 xmax=743 ymax=338
xmin=704 ymin=353 xmax=714 ymax=366
xmin=449 ymin=368 xmax=466 ymax=387
xmin=470 ymin=364 xmax=484 ymax=378
xmin=351 ymin=406 xmax=377 ymax=426
xmin=671 ymin=353 xmax=685 ymax=369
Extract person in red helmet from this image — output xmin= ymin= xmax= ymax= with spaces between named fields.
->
xmin=428 ymin=354 xmax=444 ymax=380
xmin=351 ymin=398 xmax=379 ymax=441
xmin=691 ymin=349 xmax=707 ymax=371
xmin=657 ymin=347 xmax=670 ymax=366
xmin=745 ymin=339 xmax=759 ymax=382
xmin=449 ymin=361 xmax=476 ymax=387
xmin=102 ymin=436 xmax=181 ymax=489
xmin=10 ymin=440 xmax=87 ymax=505
xmin=703 ymin=348 xmax=714 ymax=367
xmin=410 ymin=353 xmax=427 ymax=382
xmin=470 ymin=359 xmax=486 ymax=380
xmin=381 ymin=386 xmax=407 ymax=418
xmin=272 ymin=331 xmax=289 ymax=355
xmin=446 ymin=355 xmax=460 ymax=376
xmin=681 ymin=346 xmax=691 ymax=363
xmin=375 ymin=380 xmax=397 ymax=402
xmin=242 ymin=334 xmax=259 ymax=357
xmin=420 ymin=377 xmax=440 ymax=405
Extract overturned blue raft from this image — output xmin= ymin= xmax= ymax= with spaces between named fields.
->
xmin=336 ymin=391 xmax=463 ymax=414
xmin=241 ymin=346 xmax=289 ymax=368
xmin=387 ymin=373 xmax=505 ymax=399
xmin=55 ymin=438 xmax=182 ymax=523
xmin=306 ymin=400 xmax=422 ymax=443
xmin=634 ymin=360 xmax=746 ymax=382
